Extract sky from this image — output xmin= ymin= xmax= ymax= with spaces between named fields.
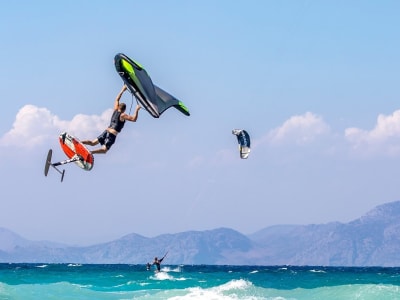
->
xmin=1 ymin=1 xmax=400 ymax=246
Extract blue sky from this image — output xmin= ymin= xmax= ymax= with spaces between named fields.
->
xmin=1 ymin=1 xmax=400 ymax=246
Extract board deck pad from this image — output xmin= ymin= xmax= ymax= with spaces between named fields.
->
xmin=59 ymin=132 xmax=94 ymax=171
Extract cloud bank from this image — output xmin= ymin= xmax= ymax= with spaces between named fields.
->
xmin=1 ymin=105 xmax=111 ymax=148
xmin=345 ymin=110 xmax=400 ymax=156
xmin=268 ymin=112 xmax=330 ymax=146
xmin=2 ymin=105 xmax=400 ymax=158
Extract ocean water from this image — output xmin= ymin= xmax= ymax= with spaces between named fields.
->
xmin=0 ymin=264 xmax=399 ymax=300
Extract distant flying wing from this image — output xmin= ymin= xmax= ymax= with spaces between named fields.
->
xmin=114 ymin=53 xmax=190 ymax=118
xmin=232 ymin=129 xmax=251 ymax=159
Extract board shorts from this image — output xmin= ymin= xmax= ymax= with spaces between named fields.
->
xmin=97 ymin=130 xmax=117 ymax=150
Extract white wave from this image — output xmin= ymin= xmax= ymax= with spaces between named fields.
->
xmin=67 ymin=263 xmax=82 ymax=267
xmin=169 ymin=266 xmax=184 ymax=273
xmin=167 ymin=279 xmax=255 ymax=300
xmin=152 ymin=271 xmax=174 ymax=281
xmin=310 ymin=269 xmax=326 ymax=273
xmin=215 ymin=279 xmax=253 ymax=292
xmin=35 ymin=264 xmax=48 ymax=268
xmin=138 ymin=282 xmax=151 ymax=286
xmin=71 ymin=283 xmax=93 ymax=289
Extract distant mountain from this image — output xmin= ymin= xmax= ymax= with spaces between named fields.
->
xmin=1 ymin=201 xmax=400 ymax=266
xmin=248 ymin=201 xmax=400 ymax=266
xmin=0 ymin=228 xmax=252 ymax=264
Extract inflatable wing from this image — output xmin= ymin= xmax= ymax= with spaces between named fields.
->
xmin=232 ymin=129 xmax=251 ymax=159
xmin=114 ymin=53 xmax=190 ymax=118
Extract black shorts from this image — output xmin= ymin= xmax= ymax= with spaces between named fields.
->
xmin=97 ymin=130 xmax=117 ymax=150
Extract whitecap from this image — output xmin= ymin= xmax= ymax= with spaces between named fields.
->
xmin=310 ymin=269 xmax=326 ymax=273
xmin=151 ymin=271 xmax=174 ymax=281
xmin=67 ymin=263 xmax=82 ymax=267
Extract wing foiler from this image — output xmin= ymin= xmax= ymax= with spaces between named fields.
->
xmin=232 ymin=129 xmax=251 ymax=159
xmin=114 ymin=53 xmax=190 ymax=118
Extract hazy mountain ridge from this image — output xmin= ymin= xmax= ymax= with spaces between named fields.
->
xmin=1 ymin=201 xmax=400 ymax=266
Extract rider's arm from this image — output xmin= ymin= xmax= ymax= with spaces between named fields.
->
xmin=114 ymin=85 xmax=127 ymax=110
xmin=123 ymin=104 xmax=141 ymax=122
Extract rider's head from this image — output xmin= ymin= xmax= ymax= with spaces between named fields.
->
xmin=119 ymin=103 xmax=126 ymax=112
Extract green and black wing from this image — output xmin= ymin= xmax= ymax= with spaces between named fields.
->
xmin=114 ymin=53 xmax=190 ymax=118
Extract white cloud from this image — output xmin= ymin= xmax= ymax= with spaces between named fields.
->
xmin=0 ymin=105 xmax=111 ymax=149
xmin=345 ymin=110 xmax=400 ymax=156
xmin=267 ymin=112 xmax=330 ymax=146
xmin=5 ymin=105 xmax=400 ymax=160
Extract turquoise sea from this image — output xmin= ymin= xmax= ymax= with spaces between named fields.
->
xmin=0 ymin=264 xmax=399 ymax=299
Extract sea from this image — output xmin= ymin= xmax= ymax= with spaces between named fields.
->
xmin=0 ymin=264 xmax=399 ymax=300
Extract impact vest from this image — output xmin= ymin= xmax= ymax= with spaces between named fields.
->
xmin=109 ymin=110 xmax=125 ymax=132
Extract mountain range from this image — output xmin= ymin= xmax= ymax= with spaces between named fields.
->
xmin=1 ymin=201 xmax=400 ymax=266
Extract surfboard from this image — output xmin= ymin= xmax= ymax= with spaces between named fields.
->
xmin=59 ymin=132 xmax=94 ymax=171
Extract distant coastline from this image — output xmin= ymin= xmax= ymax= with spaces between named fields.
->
xmin=1 ymin=201 xmax=400 ymax=266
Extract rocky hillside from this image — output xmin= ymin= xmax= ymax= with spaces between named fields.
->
xmin=1 ymin=201 xmax=400 ymax=266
